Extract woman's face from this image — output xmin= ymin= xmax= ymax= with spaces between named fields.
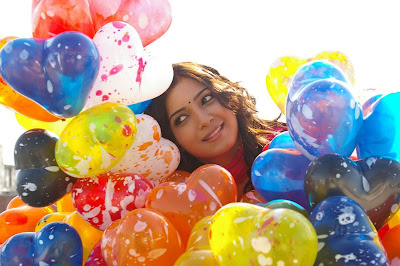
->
xmin=166 ymin=75 xmax=240 ymax=166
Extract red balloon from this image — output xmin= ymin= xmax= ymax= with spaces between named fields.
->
xmin=32 ymin=0 xmax=172 ymax=47
xmin=72 ymin=172 xmax=153 ymax=230
xmin=381 ymin=224 xmax=400 ymax=262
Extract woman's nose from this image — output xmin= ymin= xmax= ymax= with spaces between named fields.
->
xmin=196 ymin=110 xmax=213 ymax=129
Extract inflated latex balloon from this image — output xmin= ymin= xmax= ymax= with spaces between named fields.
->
xmin=109 ymin=114 xmax=180 ymax=184
xmin=56 ymin=192 xmax=76 ymax=213
xmin=286 ymin=62 xmax=362 ymax=160
xmin=263 ymin=131 xmax=296 ymax=151
xmin=64 ymin=211 xmax=104 ymax=263
xmin=361 ymin=93 xmax=383 ymax=117
xmin=209 ymin=202 xmax=318 ymax=265
xmin=128 ymin=99 xmax=152 ymax=114
xmin=305 ymin=154 xmax=400 ymax=229
xmin=146 ymin=164 xmax=237 ymax=246
xmin=0 ymin=198 xmax=53 ymax=244
xmin=186 ymin=215 xmax=212 ymax=251
xmin=72 ymin=172 xmax=153 ymax=230
xmin=0 ymin=222 xmax=83 ymax=265
xmin=55 ymin=103 xmax=136 ymax=178
xmin=381 ymin=225 xmax=400 ymax=263
xmin=161 ymin=170 xmax=191 ymax=183
xmin=101 ymin=208 xmax=184 ymax=266
xmin=240 ymin=190 xmax=266 ymax=204
xmin=357 ymin=92 xmax=400 ymax=161
xmin=175 ymin=250 xmax=218 ymax=266
xmin=309 ymin=196 xmax=389 ymax=265
xmin=266 ymin=52 xmax=354 ymax=114
xmin=0 ymin=36 xmax=60 ymax=122
xmin=251 ymin=148 xmax=312 ymax=211
xmin=32 ymin=0 xmax=172 ymax=47
xmin=85 ymin=22 xmax=173 ymax=109
xmin=85 ymin=241 xmax=106 ymax=266
xmin=15 ymin=113 xmax=72 ymax=136
xmin=35 ymin=212 xmax=68 ymax=232
xmin=263 ymin=199 xmax=309 ymax=218
xmin=14 ymin=129 xmax=77 ymax=207
xmin=0 ymin=32 xmax=100 ymax=118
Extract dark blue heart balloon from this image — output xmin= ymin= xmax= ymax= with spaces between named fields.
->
xmin=357 ymin=92 xmax=400 ymax=161
xmin=286 ymin=78 xmax=363 ymax=160
xmin=268 ymin=131 xmax=297 ymax=150
xmin=14 ymin=129 xmax=77 ymax=207
xmin=0 ymin=222 xmax=83 ymax=265
xmin=0 ymin=32 xmax=100 ymax=118
xmin=309 ymin=196 xmax=389 ymax=265
xmin=251 ymin=148 xmax=312 ymax=211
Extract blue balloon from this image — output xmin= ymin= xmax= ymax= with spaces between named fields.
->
xmin=288 ymin=60 xmax=349 ymax=102
xmin=286 ymin=78 xmax=363 ymax=160
xmin=251 ymin=148 xmax=312 ymax=211
xmin=268 ymin=131 xmax=297 ymax=150
xmin=357 ymin=92 xmax=400 ymax=161
xmin=128 ymin=99 xmax=152 ymax=114
xmin=309 ymin=196 xmax=389 ymax=265
xmin=0 ymin=32 xmax=100 ymax=118
xmin=0 ymin=222 xmax=83 ymax=265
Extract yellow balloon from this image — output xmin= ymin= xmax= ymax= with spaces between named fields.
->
xmin=64 ymin=211 xmax=104 ymax=263
xmin=388 ymin=209 xmax=400 ymax=228
xmin=35 ymin=212 xmax=69 ymax=232
xmin=55 ymin=102 xmax=137 ymax=178
xmin=15 ymin=113 xmax=72 ymax=136
xmin=266 ymin=51 xmax=355 ymax=114
xmin=186 ymin=215 xmax=213 ymax=251
xmin=175 ymin=250 xmax=218 ymax=266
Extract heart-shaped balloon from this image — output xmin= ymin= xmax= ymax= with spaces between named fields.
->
xmin=55 ymin=103 xmax=136 ymax=178
xmin=72 ymin=172 xmax=153 ymax=230
xmin=0 ymin=197 xmax=53 ymax=245
xmin=251 ymin=148 xmax=312 ymax=211
xmin=0 ymin=222 xmax=83 ymax=265
xmin=0 ymin=32 xmax=100 ymax=118
xmin=85 ymin=240 xmax=106 ymax=266
xmin=263 ymin=131 xmax=297 ymax=151
xmin=14 ymin=129 xmax=77 ymax=207
xmin=85 ymin=22 xmax=173 ymax=109
xmin=357 ymin=92 xmax=400 ymax=161
xmin=286 ymin=61 xmax=363 ymax=160
xmin=0 ymin=36 xmax=60 ymax=122
xmin=209 ymin=202 xmax=318 ymax=265
xmin=381 ymin=224 xmax=400 ymax=264
xmin=32 ymin=0 xmax=172 ymax=47
xmin=305 ymin=154 xmax=400 ymax=229
xmin=266 ymin=51 xmax=354 ymax=114
xmin=101 ymin=208 xmax=184 ymax=266
xmin=309 ymin=196 xmax=389 ymax=265
xmin=145 ymin=164 xmax=237 ymax=246
xmin=64 ymin=211 xmax=104 ymax=263
xmin=109 ymin=114 xmax=180 ymax=185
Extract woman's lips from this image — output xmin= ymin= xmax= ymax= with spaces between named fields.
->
xmin=203 ymin=123 xmax=223 ymax=141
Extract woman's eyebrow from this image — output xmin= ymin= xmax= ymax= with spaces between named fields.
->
xmin=168 ymin=87 xmax=209 ymax=121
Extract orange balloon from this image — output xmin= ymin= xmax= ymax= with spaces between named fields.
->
xmin=0 ymin=200 xmax=54 ymax=244
xmin=64 ymin=211 xmax=104 ymax=263
xmin=161 ymin=170 xmax=191 ymax=183
xmin=381 ymin=224 xmax=400 ymax=262
xmin=6 ymin=196 xmax=26 ymax=209
xmin=0 ymin=37 xmax=60 ymax=122
xmin=101 ymin=208 xmax=184 ymax=266
xmin=240 ymin=189 xmax=266 ymax=204
xmin=56 ymin=192 xmax=76 ymax=213
xmin=146 ymin=164 xmax=237 ymax=247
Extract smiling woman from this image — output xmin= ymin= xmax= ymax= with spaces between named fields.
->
xmin=145 ymin=62 xmax=286 ymax=198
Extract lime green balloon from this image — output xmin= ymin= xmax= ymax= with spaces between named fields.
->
xmin=55 ymin=103 xmax=137 ymax=178
xmin=209 ymin=202 xmax=318 ymax=265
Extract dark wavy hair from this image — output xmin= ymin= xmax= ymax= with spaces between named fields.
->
xmin=145 ymin=62 xmax=284 ymax=192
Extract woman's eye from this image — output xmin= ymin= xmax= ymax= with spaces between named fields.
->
xmin=202 ymin=94 xmax=213 ymax=105
xmin=174 ymin=115 xmax=188 ymax=125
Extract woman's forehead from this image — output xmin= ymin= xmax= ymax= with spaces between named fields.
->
xmin=166 ymin=76 xmax=208 ymax=109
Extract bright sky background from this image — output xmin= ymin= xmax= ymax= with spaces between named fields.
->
xmin=0 ymin=0 xmax=400 ymax=165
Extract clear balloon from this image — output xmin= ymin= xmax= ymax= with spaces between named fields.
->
xmin=209 ymin=202 xmax=318 ymax=265
xmin=0 ymin=32 xmax=100 ymax=118
xmin=85 ymin=22 xmax=173 ymax=109
xmin=109 ymin=114 xmax=180 ymax=185
xmin=32 ymin=0 xmax=172 ymax=47
xmin=55 ymin=103 xmax=137 ymax=178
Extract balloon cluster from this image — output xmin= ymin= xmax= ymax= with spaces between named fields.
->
xmin=0 ymin=1 xmax=399 ymax=265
